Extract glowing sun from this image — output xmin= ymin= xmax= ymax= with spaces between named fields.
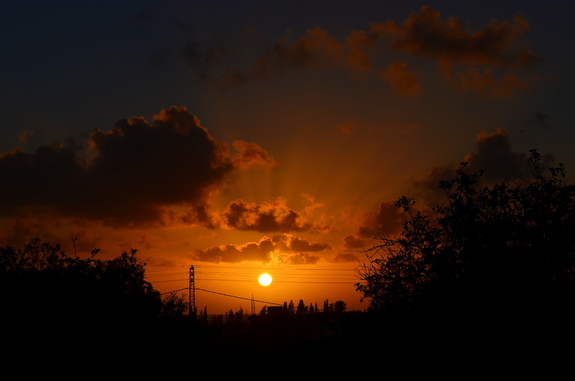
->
xmin=258 ymin=273 xmax=273 ymax=286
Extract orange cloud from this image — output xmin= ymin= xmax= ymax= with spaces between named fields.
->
xmin=231 ymin=140 xmax=277 ymax=171
xmin=192 ymin=233 xmax=331 ymax=264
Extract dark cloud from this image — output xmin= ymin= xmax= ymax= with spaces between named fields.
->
xmin=220 ymin=6 xmax=539 ymax=97
xmin=222 ymin=198 xmax=324 ymax=233
xmin=342 ymin=235 xmax=366 ymax=249
xmin=381 ymin=61 xmax=422 ymax=96
xmin=454 ymin=67 xmax=530 ymax=98
xmin=380 ymin=6 xmax=539 ymax=97
xmin=192 ymin=236 xmax=275 ymax=264
xmin=410 ymin=165 xmax=457 ymax=204
xmin=382 ymin=6 xmax=536 ymax=69
xmin=0 ymin=106 xmax=275 ymax=227
xmin=341 ymin=201 xmax=407 ymax=249
xmin=281 ymin=235 xmax=331 ymax=253
xmin=463 ymin=128 xmax=532 ymax=182
xmin=192 ymin=233 xmax=331 ymax=264
xmin=357 ymin=200 xmax=407 ymax=238
xmin=412 ymin=128 xmax=555 ymax=202
xmin=332 ymin=252 xmax=360 ymax=263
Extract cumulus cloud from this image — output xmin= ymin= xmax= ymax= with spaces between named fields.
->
xmin=0 ymin=106 xmax=275 ymax=227
xmin=220 ymin=6 xmax=539 ymax=97
xmin=221 ymin=196 xmax=333 ymax=233
xmin=463 ymin=128 xmax=533 ymax=182
xmin=412 ymin=128 xmax=555 ymax=202
xmin=192 ymin=236 xmax=275 ymax=263
xmin=192 ymin=233 xmax=331 ymax=264
xmin=222 ymin=198 xmax=304 ymax=232
xmin=341 ymin=200 xmax=408 ymax=249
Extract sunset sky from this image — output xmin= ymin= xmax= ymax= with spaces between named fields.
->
xmin=2 ymin=1 xmax=574 ymax=313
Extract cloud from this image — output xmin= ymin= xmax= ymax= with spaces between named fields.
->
xmin=412 ymin=128 xmax=555 ymax=202
xmin=220 ymin=6 xmax=539 ymax=97
xmin=382 ymin=61 xmax=422 ymax=96
xmin=342 ymin=235 xmax=366 ymax=249
xmin=222 ymin=197 xmax=318 ymax=233
xmin=219 ymin=26 xmax=346 ymax=87
xmin=192 ymin=236 xmax=275 ymax=263
xmin=342 ymin=200 xmax=407 ymax=248
xmin=332 ymin=252 xmax=360 ymax=263
xmin=231 ymin=140 xmax=276 ymax=171
xmin=192 ymin=233 xmax=331 ymax=264
xmin=382 ymin=6 xmax=535 ymax=69
xmin=0 ymin=106 xmax=275 ymax=227
xmin=357 ymin=200 xmax=407 ymax=238
xmin=272 ymin=234 xmax=331 ymax=264
xmin=463 ymin=128 xmax=535 ymax=182
xmin=455 ymin=67 xmax=530 ymax=98
xmin=281 ymin=235 xmax=331 ymax=253
xmin=381 ymin=6 xmax=538 ymax=96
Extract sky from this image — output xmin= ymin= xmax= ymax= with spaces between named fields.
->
xmin=2 ymin=0 xmax=574 ymax=314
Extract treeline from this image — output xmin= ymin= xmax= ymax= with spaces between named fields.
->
xmin=195 ymin=298 xmax=349 ymax=330
xmin=272 ymin=298 xmax=347 ymax=315
xmin=0 ymin=238 xmax=190 ymax=342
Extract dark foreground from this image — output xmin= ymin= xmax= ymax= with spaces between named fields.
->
xmin=5 ymin=310 xmax=575 ymax=379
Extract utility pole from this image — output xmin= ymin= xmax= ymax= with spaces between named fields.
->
xmin=189 ymin=265 xmax=196 ymax=316
xmin=251 ymin=294 xmax=256 ymax=316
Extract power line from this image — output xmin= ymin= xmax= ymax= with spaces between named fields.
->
xmin=196 ymin=287 xmax=283 ymax=306
xmin=160 ymin=286 xmax=282 ymax=306
xmin=160 ymin=288 xmax=187 ymax=295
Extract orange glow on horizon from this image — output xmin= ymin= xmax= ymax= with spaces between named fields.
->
xmin=146 ymin=262 xmax=362 ymax=315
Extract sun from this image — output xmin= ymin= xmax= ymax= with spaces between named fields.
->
xmin=258 ymin=273 xmax=272 ymax=286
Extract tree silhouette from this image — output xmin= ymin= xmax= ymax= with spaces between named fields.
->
xmin=0 ymin=238 xmax=172 ymax=341
xmin=356 ymin=150 xmax=575 ymax=318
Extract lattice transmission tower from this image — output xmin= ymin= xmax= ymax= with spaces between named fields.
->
xmin=189 ymin=265 xmax=197 ymax=316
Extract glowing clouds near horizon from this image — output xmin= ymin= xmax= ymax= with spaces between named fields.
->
xmin=258 ymin=273 xmax=273 ymax=286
